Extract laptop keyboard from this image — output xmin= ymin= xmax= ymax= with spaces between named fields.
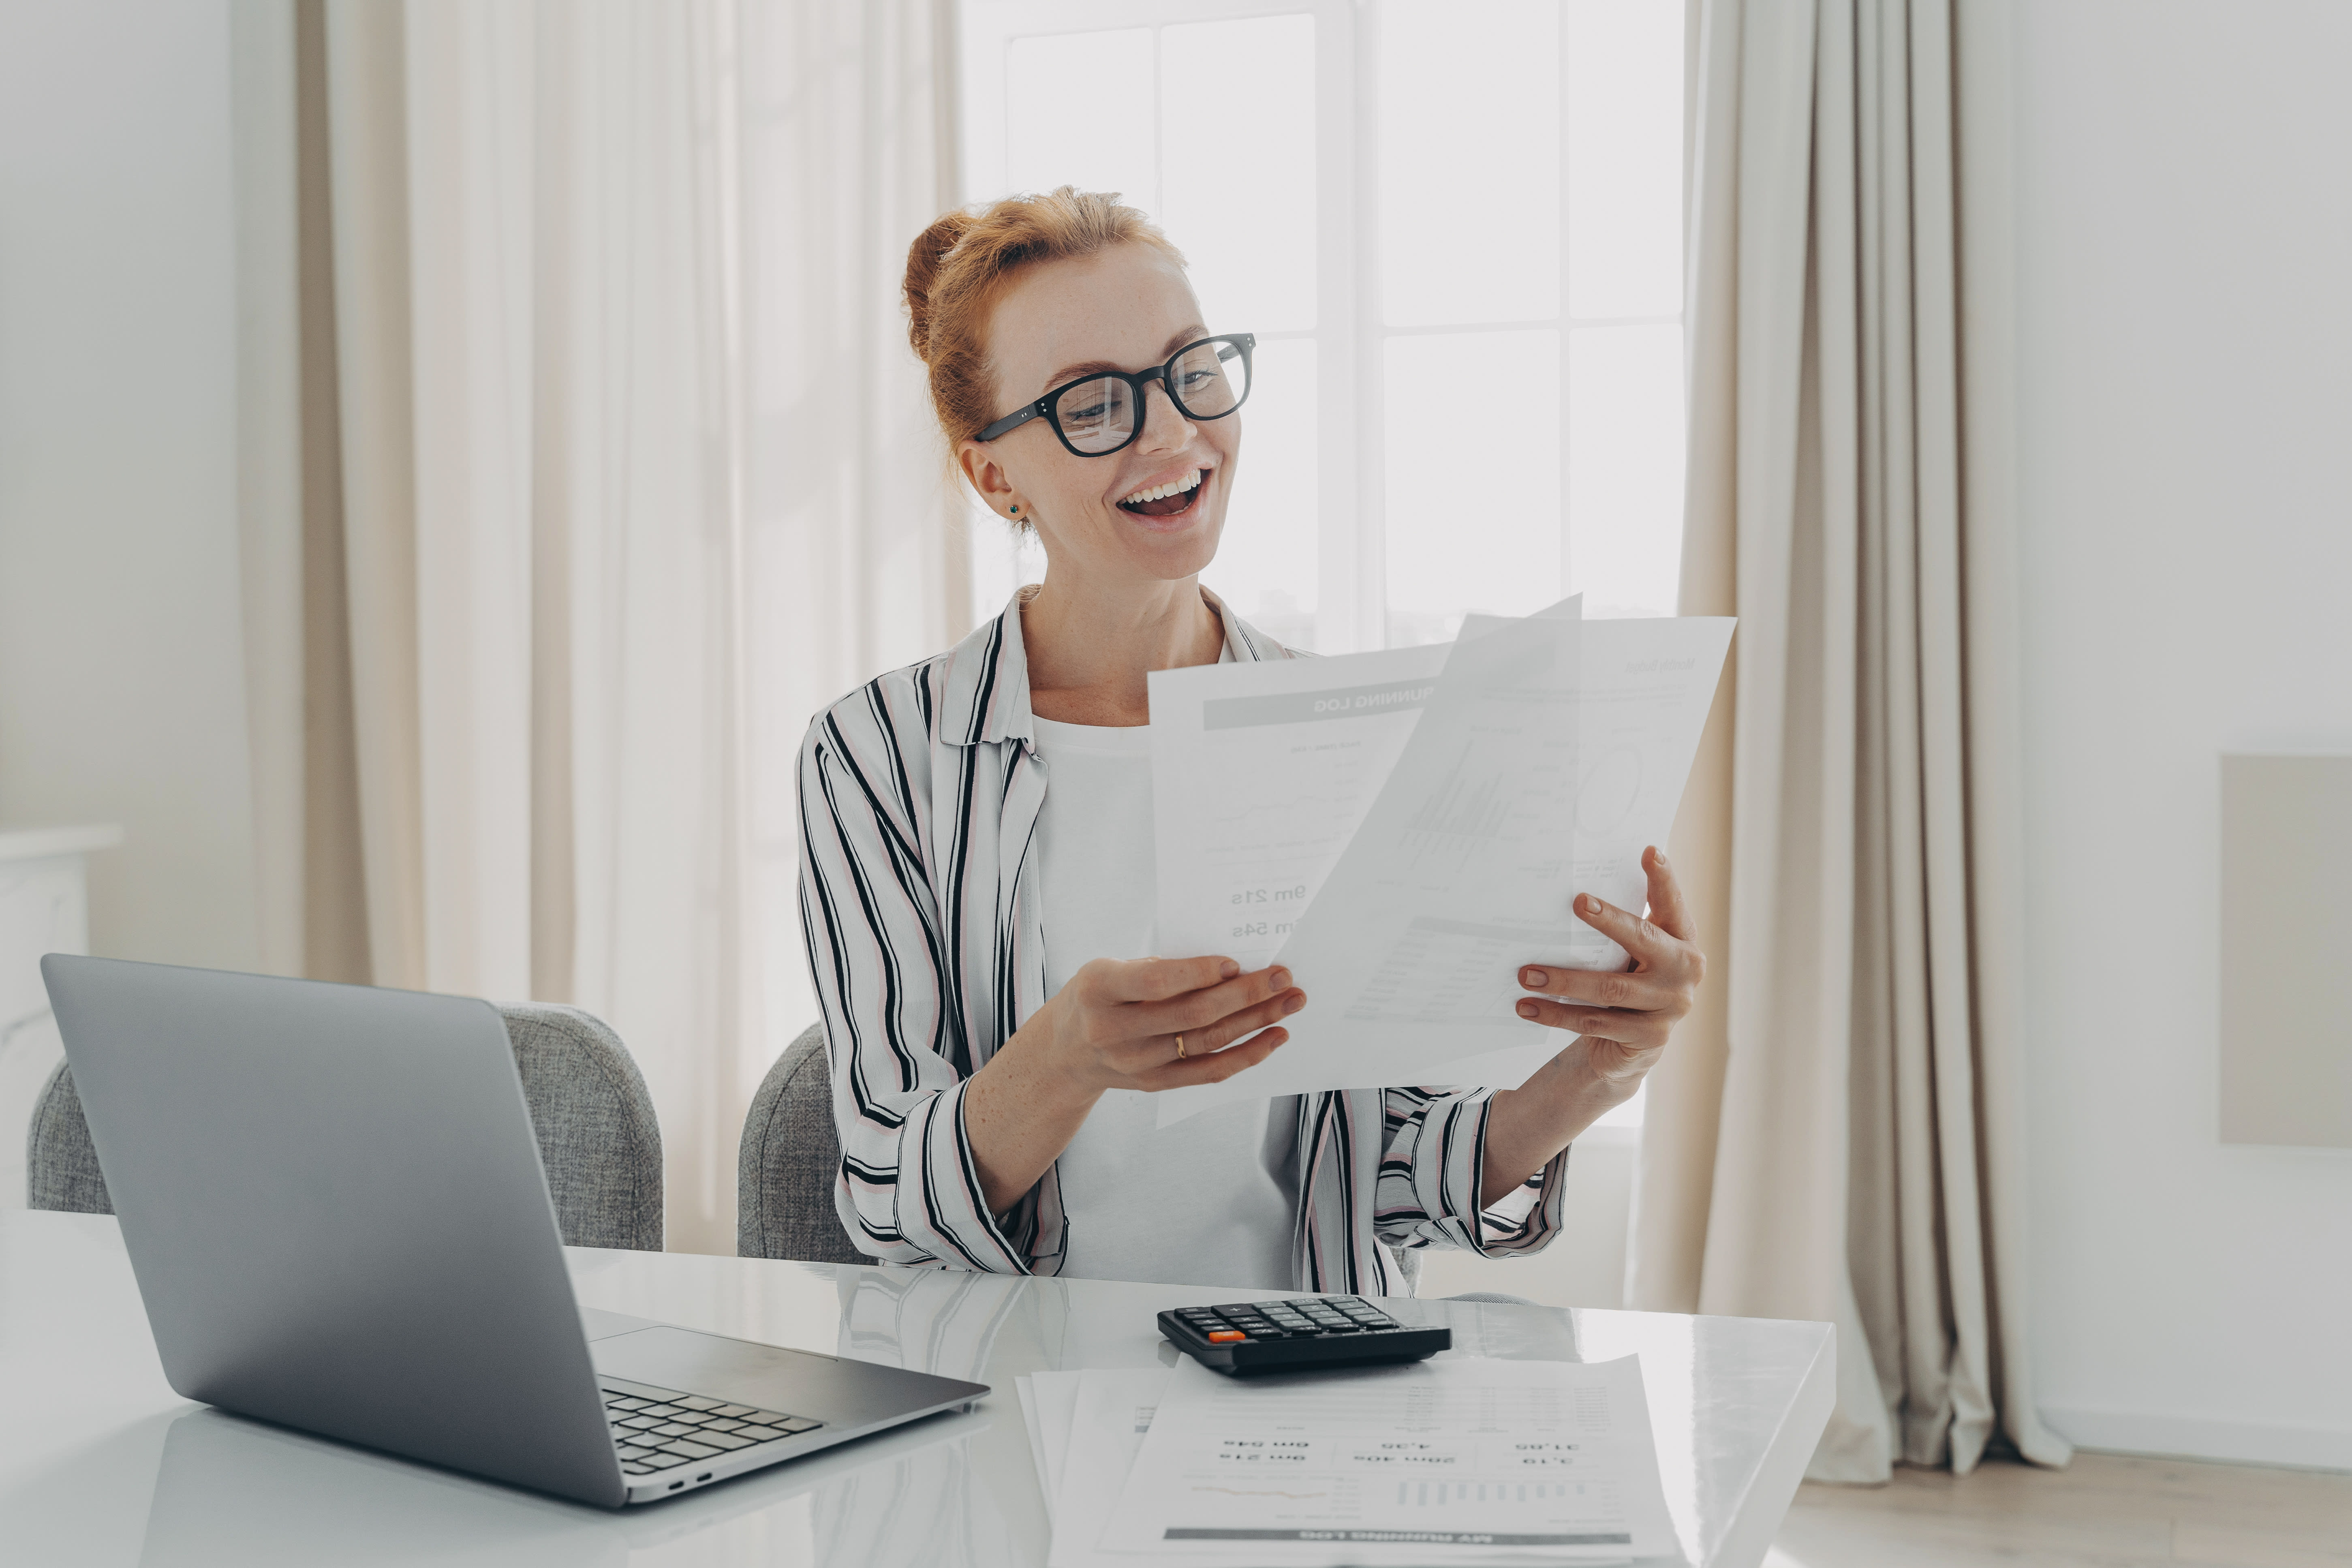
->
xmin=603 ymin=1385 xmax=825 ymax=1476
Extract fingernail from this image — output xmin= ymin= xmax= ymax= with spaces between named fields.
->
xmin=1521 ymin=967 xmax=1546 ymax=988
xmin=1516 ymin=999 xmax=1539 ymax=1020
xmin=1220 ymin=959 xmax=1240 ymax=979
xmin=1579 ymin=894 xmax=1600 ymax=916
xmin=1270 ymin=967 xmax=1291 ymax=989
xmin=1285 ymin=993 xmax=1305 ymax=1014
xmin=1654 ymin=849 xmax=1669 ymax=868
xmin=1268 ymin=1030 xmax=1287 ymax=1047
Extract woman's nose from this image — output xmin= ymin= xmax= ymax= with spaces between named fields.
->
xmin=1135 ymin=378 xmax=1197 ymax=453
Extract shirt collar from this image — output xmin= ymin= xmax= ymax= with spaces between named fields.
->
xmin=937 ymin=584 xmax=1287 ymax=749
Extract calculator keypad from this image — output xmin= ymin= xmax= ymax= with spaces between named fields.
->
xmin=1173 ymin=1296 xmax=1403 ymax=1343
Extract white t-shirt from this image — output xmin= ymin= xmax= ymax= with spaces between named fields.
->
xmin=1030 ymin=714 xmax=1298 ymax=1290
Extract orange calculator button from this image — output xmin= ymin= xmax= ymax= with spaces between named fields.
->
xmin=1206 ymin=1329 xmax=1246 ymax=1342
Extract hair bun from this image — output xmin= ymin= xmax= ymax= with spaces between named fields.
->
xmin=904 ymin=211 xmax=976 ymax=364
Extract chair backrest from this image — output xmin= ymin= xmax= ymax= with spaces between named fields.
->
xmin=26 ymin=999 xmax=664 ymax=1252
xmin=736 ymin=1022 xmax=864 ymax=1263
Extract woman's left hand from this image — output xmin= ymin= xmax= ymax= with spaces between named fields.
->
xmin=1512 ymin=846 xmax=1704 ymax=1091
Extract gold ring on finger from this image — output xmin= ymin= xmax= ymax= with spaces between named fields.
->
xmin=1175 ymin=1034 xmax=1187 ymax=1059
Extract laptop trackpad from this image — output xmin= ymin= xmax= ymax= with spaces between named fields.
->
xmin=590 ymin=1325 xmax=979 ymax=1427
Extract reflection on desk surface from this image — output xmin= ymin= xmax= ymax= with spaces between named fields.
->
xmin=115 ymin=1401 xmax=1011 ymax=1568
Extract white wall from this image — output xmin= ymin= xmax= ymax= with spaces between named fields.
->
xmin=2013 ymin=0 xmax=2352 ymax=1469
xmin=0 ymin=1 xmax=260 ymax=974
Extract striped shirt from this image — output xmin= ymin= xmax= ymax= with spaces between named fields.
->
xmin=795 ymin=590 xmax=1570 ymax=1294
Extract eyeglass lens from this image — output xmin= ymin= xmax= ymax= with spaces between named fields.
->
xmin=1051 ymin=339 xmax=1250 ymax=454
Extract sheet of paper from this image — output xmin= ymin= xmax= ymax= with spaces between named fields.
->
xmin=1018 ymin=1376 xmax=1048 ymax=1500
xmin=1157 ymin=606 xmax=1584 ymax=1123
xmin=1047 ymin=1366 xmax=1253 ymax=1568
xmin=1398 ymin=614 xmax=1735 ymax=1091
xmin=1029 ymin=1368 xmax=1084 ymax=1515
xmin=1099 ymin=1354 xmax=1678 ymax=1565
xmin=1151 ymin=643 xmax=1448 ymax=974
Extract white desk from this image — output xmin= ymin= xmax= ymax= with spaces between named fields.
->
xmin=0 ymin=1211 xmax=1832 ymax=1566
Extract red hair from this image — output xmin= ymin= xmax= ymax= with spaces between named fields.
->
xmin=902 ymin=186 xmax=1186 ymax=445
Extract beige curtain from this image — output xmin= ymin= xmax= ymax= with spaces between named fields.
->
xmin=1630 ymin=0 xmax=2072 ymax=1481
xmin=234 ymin=0 xmax=965 ymax=1254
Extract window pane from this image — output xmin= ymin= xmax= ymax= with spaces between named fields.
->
xmin=1379 ymin=0 xmax=1559 ymax=327
xmin=1206 ymin=337 xmax=1317 ymax=649
xmin=1005 ymin=29 xmax=1155 ymax=211
xmin=1383 ymin=330 xmax=1561 ymax=644
xmin=1162 ymin=14 xmax=1317 ymax=335
xmin=1567 ymin=323 xmax=1684 ymax=618
xmin=1566 ymin=0 xmax=1683 ymax=319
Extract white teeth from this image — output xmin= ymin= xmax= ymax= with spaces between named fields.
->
xmin=1120 ymin=468 xmax=1204 ymax=506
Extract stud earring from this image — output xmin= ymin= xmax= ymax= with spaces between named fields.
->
xmin=1009 ymin=503 xmax=1020 ymax=516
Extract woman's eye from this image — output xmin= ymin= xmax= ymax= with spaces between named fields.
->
xmin=1066 ymin=401 xmax=1110 ymax=424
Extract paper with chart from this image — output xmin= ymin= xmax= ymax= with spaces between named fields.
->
xmin=1151 ymin=606 xmax=1731 ymax=1124
xmin=1097 ymin=1354 xmax=1677 ymax=1565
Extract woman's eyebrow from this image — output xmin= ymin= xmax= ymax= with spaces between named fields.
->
xmin=1041 ymin=325 xmax=1210 ymax=390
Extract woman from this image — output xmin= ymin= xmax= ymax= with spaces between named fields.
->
xmin=799 ymin=188 xmax=1704 ymax=1294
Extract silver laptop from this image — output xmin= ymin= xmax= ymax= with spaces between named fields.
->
xmin=41 ymin=954 xmax=988 ymax=1508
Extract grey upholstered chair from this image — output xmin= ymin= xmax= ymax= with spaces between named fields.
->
xmin=737 ymin=1022 xmax=864 ymax=1263
xmin=25 ymin=999 xmax=665 ymax=1252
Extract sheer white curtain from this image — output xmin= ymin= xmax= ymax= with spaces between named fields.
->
xmin=1631 ymin=0 xmax=2070 ymax=1480
xmin=239 ymin=0 xmax=963 ymax=1255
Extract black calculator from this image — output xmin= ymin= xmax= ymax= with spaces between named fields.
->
xmin=1159 ymin=1296 xmax=1452 ymax=1375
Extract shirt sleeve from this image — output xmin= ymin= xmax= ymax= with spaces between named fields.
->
xmin=1373 ymin=1086 xmax=1570 ymax=1257
xmin=797 ymin=707 xmax=1031 ymax=1273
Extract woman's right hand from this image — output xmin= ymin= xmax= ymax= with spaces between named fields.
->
xmin=1040 ymin=955 xmax=1304 ymax=1092
xmin=964 ymin=955 xmax=1303 ymax=1214
xmin=1049 ymin=959 xmax=1308 ymax=1091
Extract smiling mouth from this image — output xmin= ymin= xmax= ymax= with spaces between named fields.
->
xmin=1117 ymin=467 xmax=1204 ymax=518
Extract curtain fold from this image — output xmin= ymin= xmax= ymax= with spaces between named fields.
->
xmin=1632 ymin=0 xmax=2070 ymax=1482
xmin=247 ymin=0 xmax=965 ymax=1255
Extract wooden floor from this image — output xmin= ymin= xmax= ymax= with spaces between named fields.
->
xmin=1767 ymin=1452 xmax=2352 ymax=1568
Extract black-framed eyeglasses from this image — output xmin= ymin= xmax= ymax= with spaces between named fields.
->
xmin=975 ymin=333 xmax=1255 ymax=457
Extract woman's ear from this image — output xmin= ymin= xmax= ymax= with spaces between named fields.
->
xmin=958 ymin=441 xmax=1021 ymax=522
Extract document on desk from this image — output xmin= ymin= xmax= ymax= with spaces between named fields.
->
xmin=1096 ymin=1354 xmax=1676 ymax=1565
xmin=1150 ymin=608 xmax=1730 ymax=1125
xmin=1026 ymin=1370 xmax=1084 ymax=1507
xmin=1044 ymin=1367 xmax=1200 ymax=1568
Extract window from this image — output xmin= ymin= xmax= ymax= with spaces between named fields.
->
xmin=959 ymin=0 xmax=1686 ymax=655
xmin=960 ymin=0 xmax=1683 ymax=1129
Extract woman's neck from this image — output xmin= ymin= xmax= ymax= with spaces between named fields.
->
xmin=1021 ymin=571 xmax=1223 ymax=727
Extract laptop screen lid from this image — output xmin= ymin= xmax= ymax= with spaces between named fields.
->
xmin=42 ymin=955 xmax=626 ymax=1508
